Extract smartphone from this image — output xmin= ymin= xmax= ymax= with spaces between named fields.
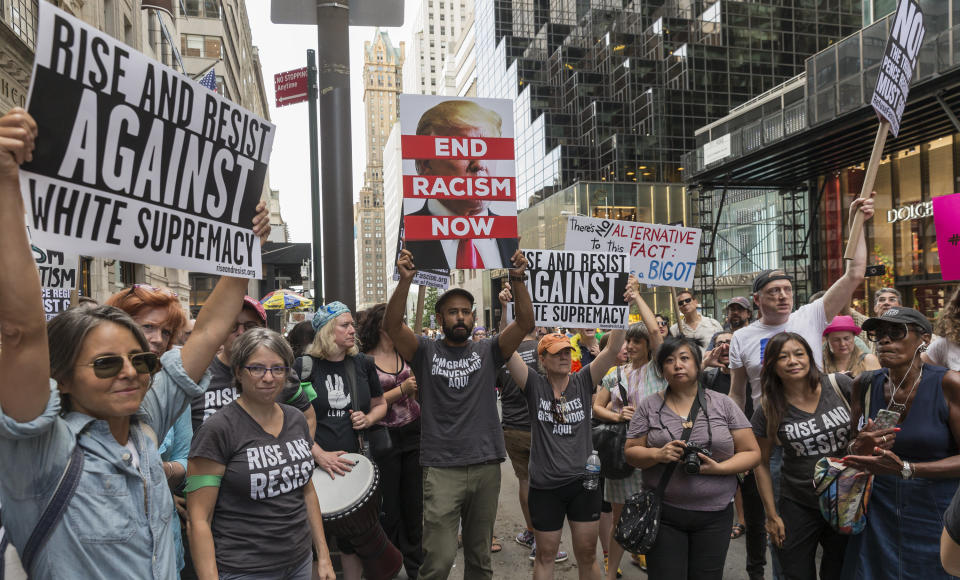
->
xmin=874 ymin=409 xmax=901 ymax=430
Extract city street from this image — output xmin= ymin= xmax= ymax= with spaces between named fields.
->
xmin=399 ymin=462 xmax=770 ymax=579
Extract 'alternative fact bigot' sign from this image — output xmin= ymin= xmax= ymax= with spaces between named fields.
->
xmin=509 ymin=250 xmax=630 ymax=329
xmin=871 ymin=0 xmax=925 ymax=137
xmin=20 ymin=3 xmax=275 ymax=278
xmin=564 ymin=216 xmax=701 ymax=288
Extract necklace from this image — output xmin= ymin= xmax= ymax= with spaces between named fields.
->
xmin=887 ymin=367 xmax=923 ymax=414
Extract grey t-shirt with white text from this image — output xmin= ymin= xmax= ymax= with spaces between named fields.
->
xmin=410 ymin=336 xmax=506 ymax=467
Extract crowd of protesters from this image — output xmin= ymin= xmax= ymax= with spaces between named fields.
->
xmin=4 ymin=102 xmax=960 ymax=580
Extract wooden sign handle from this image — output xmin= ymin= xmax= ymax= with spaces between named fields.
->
xmin=413 ymin=285 xmax=427 ymax=334
xmin=669 ymin=287 xmax=681 ymax=335
xmin=843 ymin=121 xmax=889 ymax=260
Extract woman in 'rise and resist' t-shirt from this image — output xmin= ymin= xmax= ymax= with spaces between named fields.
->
xmin=186 ymin=329 xmax=334 ymax=580
xmin=751 ymin=332 xmax=853 ymax=580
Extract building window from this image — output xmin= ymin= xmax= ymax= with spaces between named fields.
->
xmin=9 ymin=0 xmax=39 ymax=49
xmin=184 ymin=0 xmax=220 ymax=18
xmin=181 ymin=34 xmax=222 ymax=59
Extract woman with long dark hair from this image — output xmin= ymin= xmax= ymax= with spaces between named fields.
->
xmin=625 ymin=336 xmax=760 ymax=579
xmin=752 ymin=332 xmax=853 ymax=579
xmin=924 ymin=286 xmax=960 ymax=371
xmin=357 ymin=304 xmax=422 ymax=579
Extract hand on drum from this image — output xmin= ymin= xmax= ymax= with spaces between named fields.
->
xmin=314 ymin=448 xmax=355 ymax=480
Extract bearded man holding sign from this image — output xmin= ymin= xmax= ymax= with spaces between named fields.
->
xmin=384 ymin=247 xmax=534 ymax=579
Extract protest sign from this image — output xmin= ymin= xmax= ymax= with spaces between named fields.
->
xmin=399 ymin=94 xmax=518 ymax=271
xmin=933 ymin=193 xmax=960 ymax=281
xmin=392 ymin=219 xmax=449 ymax=290
xmin=508 ymin=249 xmax=630 ymax=328
xmin=870 ymin=0 xmax=925 ymax=137
xmin=28 ymin=226 xmax=78 ymax=319
xmin=20 ymin=3 xmax=275 ymax=279
xmin=563 ymin=216 xmax=701 ymax=288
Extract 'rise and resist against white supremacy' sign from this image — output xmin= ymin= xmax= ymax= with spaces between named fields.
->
xmin=509 ymin=250 xmax=630 ymax=328
xmin=20 ymin=3 xmax=275 ymax=278
xmin=870 ymin=0 xmax=925 ymax=137
xmin=564 ymin=216 xmax=701 ymax=288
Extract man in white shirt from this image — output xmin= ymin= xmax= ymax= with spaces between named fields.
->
xmin=669 ymin=289 xmax=723 ymax=351
xmin=727 ymin=194 xmax=875 ymax=580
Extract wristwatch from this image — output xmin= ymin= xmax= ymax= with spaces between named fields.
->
xmin=900 ymin=460 xmax=914 ymax=480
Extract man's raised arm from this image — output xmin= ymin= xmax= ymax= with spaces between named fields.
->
xmin=385 ymin=249 xmax=420 ymax=362
xmin=823 ymin=193 xmax=875 ymax=320
xmin=499 ymin=250 xmax=535 ymax=360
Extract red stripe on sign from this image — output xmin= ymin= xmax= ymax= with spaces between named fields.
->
xmin=402 ymin=175 xmax=516 ymax=200
xmin=403 ymin=215 xmax=518 ymax=240
xmin=401 ymin=135 xmax=515 ymax=159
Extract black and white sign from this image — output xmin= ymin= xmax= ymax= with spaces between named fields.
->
xmin=29 ymin=226 xmax=78 ymax=320
xmin=509 ymin=250 xmax=630 ymax=328
xmin=392 ymin=218 xmax=449 ymax=290
xmin=20 ymin=3 xmax=275 ymax=278
xmin=870 ymin=0 xmax=925 ymax=137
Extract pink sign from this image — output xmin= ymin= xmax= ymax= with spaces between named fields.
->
xmin=933 ymin=193 xmax=960 ymax=280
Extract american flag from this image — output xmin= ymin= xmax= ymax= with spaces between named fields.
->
xmin=198 ymin=68 xmax=217 ymax=92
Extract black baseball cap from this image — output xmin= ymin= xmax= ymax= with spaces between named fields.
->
xmin=752 ymin=269 xmax=794 ymax=294
xmin=435 ymin=288 xmax=475 ymax=312
xmin=861 ymin=307 xmax=933 ymax=335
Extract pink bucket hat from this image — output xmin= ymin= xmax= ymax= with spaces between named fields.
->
xmin=823 ymin=315 xmax=861 ymax=336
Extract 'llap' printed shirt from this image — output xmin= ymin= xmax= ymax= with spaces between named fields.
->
xmin=189 ymin=401 xmax=315 ymax=573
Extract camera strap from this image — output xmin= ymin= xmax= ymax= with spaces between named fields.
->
xmin=654 ymin=387 xmax=704 ymax=497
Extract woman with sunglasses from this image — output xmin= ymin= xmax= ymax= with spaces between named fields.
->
xmin=293 ymin=301 xmax=386 ymax=580
xmin=625 ymin=335 xmax=760 ymax=579
xmin=505 ymin=323 xmax=625 ymax=580
xmin=752 ymin=332 xmax=853 ymax=580
xmin=186 ymin=329 xmax=335 ymax=580
xmin=841 ymin=307 xmax=960 ymax=578
xmin=593 ymin=281 xmax=665 ymax=580
xmin=0 ymin=109 xmax=271 ymax=578
xmin=655 ymin=314 xmax=670 ymax=338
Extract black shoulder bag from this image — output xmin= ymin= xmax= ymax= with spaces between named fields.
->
xmin=344 ymin=354 xmax=393 ymax=459
xmin=592 ymin=366 xmax=636 ymax=480
xmin=614 ymin=387 xmax=706 ymax=555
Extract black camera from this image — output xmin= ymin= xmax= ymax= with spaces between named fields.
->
xmin=682 ymin=443 xmax=712 ymax=474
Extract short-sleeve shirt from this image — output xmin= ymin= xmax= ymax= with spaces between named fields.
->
xmin=729 ymin=299 xmax=828 ymax=408
xmin=294 ymin=355 xmax=383 ymax=453
xmin=927 ymin=337 xmax=960 ymax=371
xmin=602 ymin=362 xmax=667 ymax=412
xmin=524 ymin=366 xmax=595 ymax=488
xmin=751 ymin=373 xmax=853 ymax=508
xmin=497 ymin=339 xmax=537 ymax=431
xmin=409 ymin=336 xmax=505 ymax=467
xmin=628 ymin=389 xmax=751 ymax=511
xmin=191 ymin=357 xmax=311 ymax=433
xmin=189 ymin=402 xmax=315 ymax=574
xmin=670 ymin=315 xmax=724 ymax=352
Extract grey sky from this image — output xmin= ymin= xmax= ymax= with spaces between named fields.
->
xmin=246 ymin=1 xmax=419 ymax=243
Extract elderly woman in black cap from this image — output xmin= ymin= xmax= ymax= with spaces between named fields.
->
xmin=841 ymin=307 xmax=960 ymax=579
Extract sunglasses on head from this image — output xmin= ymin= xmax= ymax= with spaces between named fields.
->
xmin=82 ymin=352 xmax=160 ymax=378
xmin=678 ymin=297 xmax=693 ymax=306
xmin=866 ymin=323 xmax=912 ymax=343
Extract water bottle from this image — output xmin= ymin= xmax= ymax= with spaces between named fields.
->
xmin=584 ymin=449 xmax=601 ymax=490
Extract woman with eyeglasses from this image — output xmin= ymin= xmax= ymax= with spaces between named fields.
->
xmin=592 ymin=280 xmax=665 ymax=580
xmin=840 ymin=307 xmax=960 ymax=579
xmin=186 ymin=329 xmax=335 ymax=580
xmin=821 ymin=315 xmax=879 ymax=379
xmin=506 ymin=323 xmax=625 ymax=580
xmin=751 ymin=332 xmax=853 ymax=580
xmin=0 ymin=109 xmax=271 ymax=578
xmin=292 ymin=301 xmax=386 ymax=580
xmin=625 ymin=335 xmax=761 ymax=579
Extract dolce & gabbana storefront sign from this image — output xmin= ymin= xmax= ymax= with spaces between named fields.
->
xmin=887 ymin=200 xmax=933 ymax=223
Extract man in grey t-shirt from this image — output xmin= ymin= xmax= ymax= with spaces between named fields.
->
xmin=385 ymin=248 xmax=535 ymax=580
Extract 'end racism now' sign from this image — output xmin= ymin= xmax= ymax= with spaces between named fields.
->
xmin=871 ymin=0 xmax=925 ymax=137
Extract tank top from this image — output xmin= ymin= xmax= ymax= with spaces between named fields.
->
xmin=864 ymin=364 xmax=956 ymax=463
xmin=376 ymin=361 xmax=420 ymax=429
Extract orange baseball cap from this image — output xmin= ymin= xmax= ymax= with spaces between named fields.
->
xmin=538 ymin=333 xmax=573 ymax=356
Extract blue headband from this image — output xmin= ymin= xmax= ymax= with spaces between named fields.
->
xmin=312 ymin=301 xmax=351 ymax=331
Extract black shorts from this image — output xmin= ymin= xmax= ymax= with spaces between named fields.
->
xmin=529 ymin=480 xmax=601 ymax=532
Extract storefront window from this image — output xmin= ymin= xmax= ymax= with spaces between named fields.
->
xmin=926 ymin=138 xmax=953 ymax=275
xmin=895 ymin=149 xmax=923 ymax=277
